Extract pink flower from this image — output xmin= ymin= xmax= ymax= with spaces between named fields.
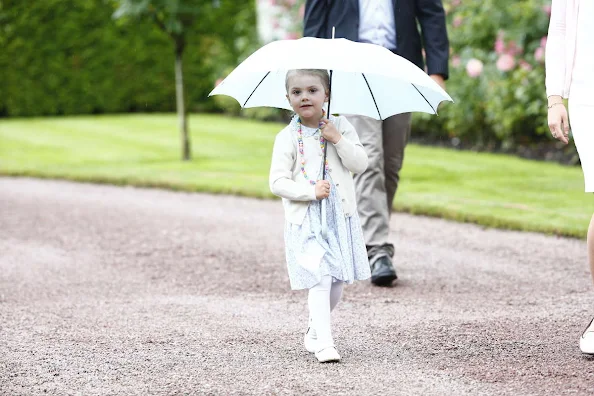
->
xmin=452 ymin=0 xmax=461 ymax=5
xmin=540 ymin=36 xmax=547 ymax=48
xmin=494 ymin=38 xmax=505 ymax=55
xmin=453 ymin=15 xmax=463 ymax=28
xmin=215 ymin=78 xmax=224 ymax=87
xmin=298 ymin=3 xmax=305 ymax=18
xmin=496 ymin=54 xmax=516 ymax=72
xmin=507 ymin=40 xmax=522 ymax=56
xmin=284 ymin=32 xmax=299 ymax=40
xmin=286 ymin=0 xmax=296 ymax=6
xmin=519 ymin=60 xmax=532 ymax=71
xmin=466 ymin=58 xmax=483 ymax=78
xmin=534 ymin=47 xmax=545 ymax=62
xmin=543 ymin=5 xmax=552 ymax=16
xmin=452 ymin=55 xmax=461 ymax=68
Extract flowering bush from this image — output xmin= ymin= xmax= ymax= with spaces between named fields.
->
xmin=259 ymin=0 xmax=304 ymax=41
xmin=415 ymin=0 xmax=555 ymax=152
xmin=245 ymin=0 xmax=572 ymax=158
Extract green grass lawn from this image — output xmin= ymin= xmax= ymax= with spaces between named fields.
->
xmin=1 ymin=113 xmax=592 ymax=238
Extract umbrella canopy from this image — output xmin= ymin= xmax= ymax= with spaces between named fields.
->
xmin=209 ymin=37 xmax=453 ymax=119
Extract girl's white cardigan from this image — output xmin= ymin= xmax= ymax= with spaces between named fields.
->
xmin=269 ymin=116 xmax=368 ymax=225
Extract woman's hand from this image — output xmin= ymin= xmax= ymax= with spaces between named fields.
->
xmin=319 ymin=118 xmax=342 ymax=144
xmin=315 ymin=180 xmax=330 ymax=200
xmin=547 ymin=100 xmax=570 ymax=145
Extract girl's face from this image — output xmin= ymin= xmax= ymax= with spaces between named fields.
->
xmin=286 ymin=74 xmax=328 ymax=126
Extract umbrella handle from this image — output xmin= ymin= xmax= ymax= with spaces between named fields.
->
xmin=320 ymin=132 xmax=329 ymax=239
xmin=320 ymin=66 xmax=333 ymax=240
xmin=321 ymin=68 xmax=333 ymax=181
xmin=321 ymin=198 xmax=328 ymax=239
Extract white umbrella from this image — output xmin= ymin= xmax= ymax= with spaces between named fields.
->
xmin=209 ymin=36 xmax=453 ymax=238
xmin=209 ymin=37 xmax=453 ymax=120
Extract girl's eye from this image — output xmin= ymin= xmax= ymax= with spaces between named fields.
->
xmin=292 ymin=90 xmax=300 ymax=95
xmin=310 ymin=88 xmax=317 ymax=93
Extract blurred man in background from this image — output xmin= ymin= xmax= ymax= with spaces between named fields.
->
xmin=304 ymin=0 xmax=449 ymax=286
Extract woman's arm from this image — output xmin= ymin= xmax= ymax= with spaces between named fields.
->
xmin=545 ymin=0 xmax=570 ymax=144
xmin=545 ymin=0 xmax=567 ymax=98
xmin=269 ymin=131 xmax=317 ymax=201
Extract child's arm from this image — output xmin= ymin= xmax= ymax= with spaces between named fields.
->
xmin=322 ymin=117 xmax=368 ymax=174
xmin=269 ymin=131 xmax=317 ymax=201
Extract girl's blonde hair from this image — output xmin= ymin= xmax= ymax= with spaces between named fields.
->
xmin=285 ymin=69 xmax=330 ymax=94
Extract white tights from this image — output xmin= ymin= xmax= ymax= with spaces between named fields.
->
xmin=308 ymin=275 xmax=344 ymax=351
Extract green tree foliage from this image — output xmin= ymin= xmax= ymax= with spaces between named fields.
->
xmin=113 ymin=0 xmax=253 ymax=160
xmin=0 ymin=0 xmax=256 ymax=120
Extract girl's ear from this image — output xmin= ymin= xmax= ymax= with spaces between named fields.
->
xmin=286 ymin=94 xmax=290 ymax=102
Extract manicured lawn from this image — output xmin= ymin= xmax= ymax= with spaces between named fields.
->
xmin=1 ymin=113 xmax=591 ymax=238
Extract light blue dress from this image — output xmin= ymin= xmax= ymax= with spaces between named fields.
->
xmin=284 ymin=124 xmax=371 ymax=290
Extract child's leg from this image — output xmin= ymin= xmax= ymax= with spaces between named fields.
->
xmin=308 ymin=279 xmax=344 ymax=333
xmin=330 ymin=280 xmax=344 ymax=311
xmin=308 ymin=275 xmax=334 ymax=351
xmin=309 ymin=279 xmax=344 ymax=322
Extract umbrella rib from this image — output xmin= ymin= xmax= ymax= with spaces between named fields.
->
xmin=243 ymin=71 xmax=271 ymax=108
xmin=411 ymin=83 xmax=436 ymax=114
xmin=361 ymin=73 xmax=382 ymax=119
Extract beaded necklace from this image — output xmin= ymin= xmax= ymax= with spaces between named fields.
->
xmin=296 ymin=116 xmax=330 ymax=185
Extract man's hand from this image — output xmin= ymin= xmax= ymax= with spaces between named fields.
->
xmin=429 ymin=74 xmax=446 ymax=90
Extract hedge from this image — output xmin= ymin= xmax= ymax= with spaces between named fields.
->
xmin=0 ymin=0 xmax=256 ymax=117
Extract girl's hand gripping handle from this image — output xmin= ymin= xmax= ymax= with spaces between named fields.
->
xmin=315 ymin=180 xmax=330 ymax=200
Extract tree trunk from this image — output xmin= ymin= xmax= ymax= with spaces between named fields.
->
xmin=175 ymin=38 xmax=190 ymax=161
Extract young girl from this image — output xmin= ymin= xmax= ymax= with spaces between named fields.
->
xmin=269 ymin=69 xmax=371 ymax=363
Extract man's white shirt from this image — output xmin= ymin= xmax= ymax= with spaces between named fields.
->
xmin=358 ymin=0 xmax=397 ymax=50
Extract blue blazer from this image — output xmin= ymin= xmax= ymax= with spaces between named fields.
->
xmin=303 ymin=0 xmax=449 ymax=79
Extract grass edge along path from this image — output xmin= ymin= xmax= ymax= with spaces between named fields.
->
xmin=0 ymin=113 xmax=591 ymax=239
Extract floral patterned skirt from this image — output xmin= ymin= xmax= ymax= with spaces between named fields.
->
xmin=284 ymin=177 xmax=371 ymax=290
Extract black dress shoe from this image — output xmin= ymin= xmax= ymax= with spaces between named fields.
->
xmin=370 ymin=255 xmax=397 ymax=286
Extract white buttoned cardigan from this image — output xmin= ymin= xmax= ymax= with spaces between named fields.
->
xmin=269 ymin=116 xmax=369 ymax=225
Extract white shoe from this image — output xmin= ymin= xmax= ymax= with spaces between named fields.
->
xmin=579 ymin=317 xmax=594 ymax=355
xmin=304 ymin=327 xmax=317 ymax=353
xmin=315 ymin=347 xmax=341 ymax=363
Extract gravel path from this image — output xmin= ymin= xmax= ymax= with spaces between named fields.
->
xmin=1 ymin=177 xmax=593 ymax=395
